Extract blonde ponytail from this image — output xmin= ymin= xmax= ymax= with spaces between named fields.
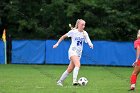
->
xmin=69 ymin=19 xmax=80 ymax=30
xmin=69 ymin=24 xmax=73 ymax=29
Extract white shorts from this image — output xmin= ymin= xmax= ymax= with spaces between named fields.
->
xmin=68 ymin=47 xmax=82 ymax=60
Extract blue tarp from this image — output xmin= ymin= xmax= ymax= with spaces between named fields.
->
xmin=45 ymin=40 xmax=70 ymax=64
xmin=45 ymin=40 xmax=135 ymax=66
xmin=0 ymin=40 xmax=5 ymax=64
xmin=82 ymin=41 xmax=135 ymax=66
xmin=11 ymin=40 xmax=136 ymax=66
xmin=12 ymin=40 xmax=45 ymax=64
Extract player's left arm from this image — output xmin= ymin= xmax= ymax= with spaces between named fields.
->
xmin=85 ymin=31 xmax=93 ymax=49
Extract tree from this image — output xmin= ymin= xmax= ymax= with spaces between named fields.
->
xmin=0 ymin=0 xmax=139 ymax=41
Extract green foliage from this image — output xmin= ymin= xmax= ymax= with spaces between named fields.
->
xmin=0 ymin=0 xmax=139 ymax=41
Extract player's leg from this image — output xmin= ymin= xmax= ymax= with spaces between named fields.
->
xmin=57 ymin=61 xmax=74 ymax=86
xmin=67 ymin=61 xmax=75 ymax=73
xmin=130 ymin=66 xmax=140 ymax=90
xmin=70 ymin=55 xmax=81 ymax=85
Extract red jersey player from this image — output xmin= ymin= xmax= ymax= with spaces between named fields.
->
xmin=129 ymin=29 xmax=140 ymax=91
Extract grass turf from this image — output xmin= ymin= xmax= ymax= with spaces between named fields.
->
xmin=0 ymin=64 xmax=138 ymax=93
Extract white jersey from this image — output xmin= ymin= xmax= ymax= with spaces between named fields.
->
xmin=66 ymin=29 xmax=92 ymax=59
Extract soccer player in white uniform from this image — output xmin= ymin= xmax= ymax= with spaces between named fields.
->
xmin=53 ymin=19 xmax=93 ymax=86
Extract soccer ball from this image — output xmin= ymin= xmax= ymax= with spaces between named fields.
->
xmin=78 ymin=77 xmax=88 ymax=86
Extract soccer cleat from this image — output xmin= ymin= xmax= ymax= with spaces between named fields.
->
xmin=128 ymin=84 xmax=135 ymax=91
xmin=72 ymin=81 xmax=79 ymax=86
xmin=128 ymin=87 xmax=135 ymax=91
xmin=57 ymin=81 xmax=63 ymax=87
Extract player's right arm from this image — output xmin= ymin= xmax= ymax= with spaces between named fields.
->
xmin=135 ymin=46 xmax=140 ymax=62
xmin=133 ymin=40 xmax=140 ymax=66
xmin=53 ymin=30 xmax=74 ymax=48
xmin=53 ymin=34 xmax=68 ymax=48
xmin=133 ymin=46 xmax=140 ymax=67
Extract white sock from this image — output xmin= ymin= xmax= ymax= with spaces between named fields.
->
xmin=58 ymin=70 xmax=69 ymax=83
xmin=73 ymin=67 xmax=80 ymax=82
xmin=131 ymin=84 xmax=135 ymax=88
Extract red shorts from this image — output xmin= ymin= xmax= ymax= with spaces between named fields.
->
xmin=136 ymin=60 xmax=140 ymax=66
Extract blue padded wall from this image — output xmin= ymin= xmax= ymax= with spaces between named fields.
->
xmin=12 ymin=40 xmax=45 ymax=64
xmin=0 ymin=40 xmax=5 ymax=64
xmin=45 ymin=40 xmax=135 ymax=66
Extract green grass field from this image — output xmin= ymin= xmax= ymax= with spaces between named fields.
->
xmin=0 ymin=64 xmax=139 ymax=93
